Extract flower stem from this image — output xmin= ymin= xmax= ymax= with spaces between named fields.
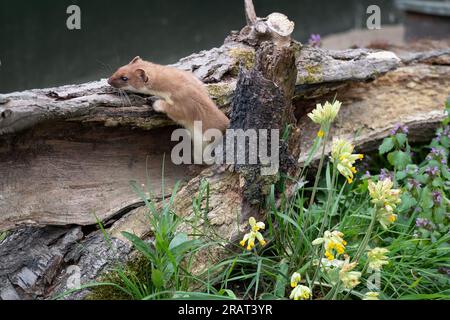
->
xmin=355 ymin=207 xmax=377 ymax=262
xmin=310 ymin=163 xmax=338 ymax=291
xmin=308 ymin=129 xmax=329 ymax=209
xmin=331 ymin=282 xmax=341 ymax=300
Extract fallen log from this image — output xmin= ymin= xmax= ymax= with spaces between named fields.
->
xmin=0 ymin=1 xmax=449 ymax=300
xmin=0 ymin=46 xmax=446 ymax=231
xmin=0 ymin=45 xmax=404 ymax=136
xmin=0 ymin=40 xmax=442 ymax=230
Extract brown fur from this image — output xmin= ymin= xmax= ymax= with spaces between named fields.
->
xmin=108 ymin=56 xmax=230 ymax=134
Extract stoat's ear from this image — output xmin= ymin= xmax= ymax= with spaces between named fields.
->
xmin=135 ymin=68 xmax=149 ymax=83
xmin=129 ymin=56 xmax=142 ymax=64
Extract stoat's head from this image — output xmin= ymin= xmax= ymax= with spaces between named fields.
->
xmin=108 ymin=56 xmax=150 ymax=92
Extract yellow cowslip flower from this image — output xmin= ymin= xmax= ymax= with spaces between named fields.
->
xmin=317 ymin=129 xmax=325 ymax=138
xmin=363 ymin=292 xmax=380 ymax=300
xmin=367 ymin=247 xmax=389 ymax=272
xmin=368 ymin=179 xmax=401 ymax=229
xmin=240 ymin=217 xmax=266 ymax=250
xmin=290 ymin=272 xmax=302 ymax=288
xmin=312 ymin=230 xmax=347 ymax=261
xmin=339 ymin=256 xmax=361 ymax=289
xmin=331 ymin=139 xmax=364 ymax=184
xmin=314 ymin=258 xmax=345 ymax=271
xmin=379 ymin=209 xmax=397 ymax=228
xmin=307 ymin=100 xmax=342 ymax=126
xmin=289 ymin=285 xmax=312 ymax=300
xmin=249 ymin=217 xmax=265 ymax=232
xmin=368 ymin=179 xmax=401 ymax=208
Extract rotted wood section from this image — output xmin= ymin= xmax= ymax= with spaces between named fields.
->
xmin=0 ymin=123 xmax=198 ymax=230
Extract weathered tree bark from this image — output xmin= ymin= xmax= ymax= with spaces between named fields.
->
xmin=230 ymin=41 xmax=299 ymax=203
xmin=166 ymin=39 xmax=301 ymax=276
xmin=0 ymin=2 xmax=449 ymax=300
xmin=0 ymin=226 xmax=132 ymax=300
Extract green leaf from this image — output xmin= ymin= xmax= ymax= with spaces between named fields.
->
xmin=432 ymin=178 xmax=444 ymax=188
xmin=406 ymin=164 xmax=419 ymax=175
xmin=440 ymin=136 xmax=449 ymax=148
xmin=379 ymin=137 xmax=395 ymax=155
xmin=388 ymin=151 xmax=412 ymax=170
xmin=444 ymin=99 xmax=450 ymax=125
xmin=217 ymin=289 xmax=237 ymax=299
xmin=399 ymin=293 xmax=450 ymax=300
xmin=169 ymin=232 xmax=189 ymax=250
xmin=395 ymin=170 xmax=407 ymax=180
xmin=326 ymin=162 xmax=332 ymax=190
xmin=151 ymin=269 xmax=165 ymax=289
xmin=416 ymin=174 xmax=428 ymax=184
xmin=398 ymin=192 xmax=417 ymax=212
xmin=304 ymin=134 xmax=323 ymax=167
xmin=121 ymin=231 xmax=156 ymax=262
xmin=170 ymin=239 xmax=202 ymax=259
xmin=274 ymin=259 xmax=289 ymax=298
xmin=427 ymin=160 xmax=441 ymax=168
xmin=419 ymin=186 xmax=434 ymax=210
xmin=408 ymin=277 xmax=422 ymax=289
xmin=395 ymin=133 xmax=408 ymax=148
xmin=434 ymin=207 xmax=446 ymax=224
xmin=442 ymin=167 xmax=450 ymax=180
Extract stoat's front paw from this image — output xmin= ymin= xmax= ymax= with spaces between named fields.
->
xmin=152 ymin=100 xmax=166 ymax=113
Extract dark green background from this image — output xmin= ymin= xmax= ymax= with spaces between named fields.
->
xmin=0 ymin=0 xmax=401 ymax=93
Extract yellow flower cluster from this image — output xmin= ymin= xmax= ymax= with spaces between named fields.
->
xmin=308 ymin=100 xmax=342 ymax=127
xmin=312 ymin=230 xmax=347 ymax=261
xmin=331 ymin=139 xmax=364 ymax=184
xmin=363 ymin=292 xmax=380 ymax=300
xmin=311 ymin=233 xmax=367 ymax=294
xmin=339 ymin=256 xmax=362 ymax=289
xmin=314 ymin=258 xmax=345 ymax=271
xmin=368 ymin=179 xmax=401 ymax=229
xmin=240 ymin=217 xmax=266 ymax=250
xmin=367 ymin=247 xmax=389 ymax=272
xmin=290 ymin=272 xmax=302 ymax=288
xmin=289 ymin=272 xmax=312 ymax=300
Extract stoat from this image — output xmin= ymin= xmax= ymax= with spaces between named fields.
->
xmin=108 ymin=56 xmax=230 ymax=162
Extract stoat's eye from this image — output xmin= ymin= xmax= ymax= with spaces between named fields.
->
xmin=121 ymin=76 xmax=128 ymax=81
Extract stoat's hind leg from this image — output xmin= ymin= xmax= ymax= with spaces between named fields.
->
xmin=191 ymin=126 xmax=221 ymax=165
xmin=202 ymin=135 xmax=224 ymax=165
xmin=192 ymin=126 xmax=205 ymax=165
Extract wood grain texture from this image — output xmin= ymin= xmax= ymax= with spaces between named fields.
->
xmin=0 ymin=123 xmax=197 ymax=230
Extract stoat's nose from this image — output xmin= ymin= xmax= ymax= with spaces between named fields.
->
xmin=107 ymin=78 xmax=112 ymax=85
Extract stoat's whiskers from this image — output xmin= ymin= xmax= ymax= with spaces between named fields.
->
xmin=98 ymin=60 xmax=130 ymax=107
xmin=97 ymin=60 xmax=132 ymax=107
xmin=119 ymin=89 xmax=132 ymax=107
xmin=97 ymin=59 xmax=113 ymax=73
xmin=111 ymin=87 xmax=131 ymax=108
